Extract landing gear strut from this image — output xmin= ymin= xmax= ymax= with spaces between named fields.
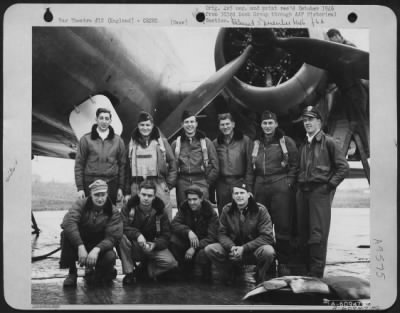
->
xmin=32 ymin=212 xmax=40 ymax=235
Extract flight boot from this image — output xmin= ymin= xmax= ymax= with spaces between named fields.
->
xmin=254 ymin=259 xmax=277 ymax=285
xmin=180 ymin=262 xmax=195 ymax=281
xmin=122 ymin=272 xmax=136 ymax=286
xmin=276 ymin=239 xmax=292 ymax=277
xmin=200 ymin=263 xmax=212 ymax=283
xmin=307 ymin=243 xmax=327 ymax=278
xmin=220 ymin=263 xmax=235 ymax=286
xmin=63 ymin=272 xmax=77 ymax=288
xmin=102 ymin=267 xmax=118 ymax=283
xmin=278 ymin=264 xmax=291 ymax=277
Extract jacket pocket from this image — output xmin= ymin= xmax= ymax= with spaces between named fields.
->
xmin=316 ymin=165 xmax=329 ymax=171
xmin=318 ymin=183 xmax=331 ymax=194
xmin=246 ymin=220 xmax=258 ymax=238
xmin=312 ymin=165 xmax=330 ymax=177
xmin=86 ymin=156 xmax=99 ymax=173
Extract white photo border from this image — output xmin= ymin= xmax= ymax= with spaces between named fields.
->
xmin=3 ymin=3 xmax=397 ymax=310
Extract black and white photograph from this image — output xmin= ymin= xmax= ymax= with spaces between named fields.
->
xmin=3 ymin=3 xmax=397 ymax=310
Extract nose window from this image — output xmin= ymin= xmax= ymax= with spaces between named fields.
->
xmin=69 ymin=95 xmax=122 ymax=140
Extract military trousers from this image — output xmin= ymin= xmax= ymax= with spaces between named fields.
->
xmin=205 ymin=243 xmax=275 ymax=282
xmin=59 ymin=231 xmax=116 ymax=273
xmin=119 ymin=234 xmax=178 ymax=278
xmin=169 ymin=234 xmax=210 ymax=267
xmin=296 ymin=183 xmax=335 ymax=277
xmin=254 ymin=177 xmax=295 ymax=240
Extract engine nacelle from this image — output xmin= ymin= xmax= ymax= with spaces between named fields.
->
xmin=214 ymin=28 xmax=328 ymax=116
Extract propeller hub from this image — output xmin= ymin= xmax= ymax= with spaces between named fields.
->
xmin=222 ymin=28 xmax=310 ymax=87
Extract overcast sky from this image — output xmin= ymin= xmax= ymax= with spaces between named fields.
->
xmin=32 ymin=27 xmax=369 ymax=183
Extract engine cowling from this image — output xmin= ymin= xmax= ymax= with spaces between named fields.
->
xmin=214 ymin=28 xmax=328 ymax=115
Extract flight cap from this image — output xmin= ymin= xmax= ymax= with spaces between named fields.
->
xmin=137 ymin=111 xmax=154 ymax=123
xmin=261 ymin=110 xmax=278 ymax=122
xmin=302 ymin=106 xmax=322 ymax=119
xmin=181 ymin=110 xmax=197 ymax=122
xmin=184 ymin=185 xmax=203 ymax=197
xmin=89 ymin=179 xmax=108 ymax=194
xmin=231 ymin=182 xmax=250 ymax=193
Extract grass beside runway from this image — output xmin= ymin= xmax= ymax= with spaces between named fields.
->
xmin=32 ymin=178 xmax=370 ymax=211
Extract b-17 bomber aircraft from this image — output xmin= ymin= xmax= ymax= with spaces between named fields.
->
xmin=32 ymin=26 xmax=369 ymax=181
xmin=29 ymin=26 xmax=372 ymax=305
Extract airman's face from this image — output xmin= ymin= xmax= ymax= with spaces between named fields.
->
xmin=138 ymin=120 xmax=154 ymax=138
xmin=96 ymin=112 xmax=112 ymax=131
xmin=219 ymin=118 xmax=235 ymax=136
xmin=187 ymin=193 xmax=202 ymax=211
xmin=329 ymin=34 xmax=344 ymax=44
xmin=232 ymin=187 xmax=249 ymax=208
xmin=182 ymin=116 xmax=197 ymax=136
xmin=302 ymin=116 xmax=321 ymax=136
xmin=91 ymin=191 xmax=108 ymax=207
xmin=139 ymin=188 xmax=156 ymax=207
xmin=261 ymin=119 xmax=278 ymax=136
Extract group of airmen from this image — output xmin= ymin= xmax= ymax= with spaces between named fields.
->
xmin=60 ymin=102 xmax=349 ymax=288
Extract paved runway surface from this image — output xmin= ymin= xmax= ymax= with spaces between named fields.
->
xmin=31 ymin=207 xmax=370 ymax=306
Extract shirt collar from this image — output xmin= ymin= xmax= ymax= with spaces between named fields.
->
xmin=223 ymin=132 xmax=234 ymax=144
xmin=239 ymin=205 xmax=248 ymax=214
xmin=97 ymin=128 xmax=109 ymax=140
xmin=139 ymin=203 xmax=153 ymax=215
xmin=306 ymin=129 xmax=321 ymax=143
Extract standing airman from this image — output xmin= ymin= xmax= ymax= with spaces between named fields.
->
xmin=252 ymin=110 xmax=298 ymax=276
xmin=74 ymin=108 xmax=126 ymax=204
xmin=171 ymin=110 xmax=219 ymax=207
xmin=213 ymin=113 xmax=253 ymax=214
xmin=125 ymin=111 xmax=177 ymax=220
xmin=296 ymin=106 xmax=349 ymax=277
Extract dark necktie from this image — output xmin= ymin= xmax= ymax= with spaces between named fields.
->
xmin=239 ymin=209 xmax=246 ymax=224
xmin=239 ymin=208 xmax=246 ymax=243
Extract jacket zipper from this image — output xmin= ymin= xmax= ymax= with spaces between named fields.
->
xmin=188 ymin=139 xmax=191 ymax=175
xmin=263 ymin=146 xmax=266 ymax=176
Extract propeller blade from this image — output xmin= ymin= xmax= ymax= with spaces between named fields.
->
xmin=160 ymin=45 xmax=253 ymax=139
xmin=275 ymin=37 xmax=369 ymax=79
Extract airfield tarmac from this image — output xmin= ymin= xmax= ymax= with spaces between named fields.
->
xmin=31 ymin=205 xmax=370 ymax=306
